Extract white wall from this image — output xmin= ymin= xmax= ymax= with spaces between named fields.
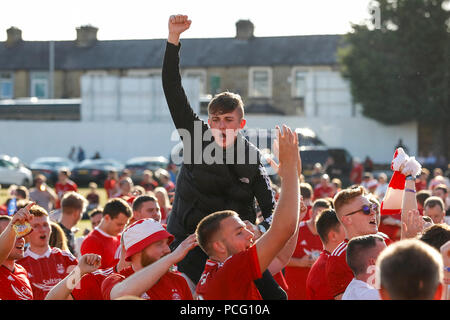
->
xmin=0 ymin=115 xmax=416 ymax=165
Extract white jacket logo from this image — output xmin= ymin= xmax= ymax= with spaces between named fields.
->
xmin=11 ymin=284 xmax=32 ymax=300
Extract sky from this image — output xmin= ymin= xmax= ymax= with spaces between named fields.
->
xmin=0 ymin=0 xmax=375 ymax=41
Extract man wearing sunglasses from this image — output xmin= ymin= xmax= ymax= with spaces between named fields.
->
xmin=325 ymin=186 xmax=383 ymax=300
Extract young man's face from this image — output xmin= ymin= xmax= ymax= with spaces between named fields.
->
xmin=104 ymin=212 xmax=129 ymax=236
xmin=134 ymin=201 xmax=161 ymax=222
xmin=218 ymin=216 xmax=254 ymax=257
xmin=28 ymin=215 xmax=51 ymax=249
xmin=339 ymin=195 xmax=378 ymax=236
xmin=208 ymin=109 xmax=246 ymax=148
xmin=424 ymin=205 xmax=444 ymax=224
xmin=90 ymin=213 xmax=102 ymax=229
xmin=0 ymin=220 xmax=26 ymax=261
xmin=432 ymin=189 xmax=447 ymax=203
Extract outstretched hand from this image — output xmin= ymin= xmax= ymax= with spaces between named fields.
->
xmin=168 ymin=14 xmax=192 ymax=45
xmin=402 ymin=209 xmax=424 ymax=239
xmin=274 ymin=125 xmax=301 ymax=178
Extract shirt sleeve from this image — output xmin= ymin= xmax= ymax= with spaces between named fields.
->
xmin=101 ymin=273 xmax=125 ymax=300
xmin=252 ymin=164 xmax=276 ymax=227
xmin=326 ymin=254 xmax=354 ymax=298
xmin=162 ymin=41 xmax=203 ymax=133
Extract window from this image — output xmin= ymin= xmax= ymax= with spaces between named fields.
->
xmin=292 ymin=68 xmax=308 ymax=98
xmin=210 ymin=75 xmax=221 ymax=95
xmin=0 ymin=72 xmax=13 ymax=99
xmin=249 ymin=67 xmax=272 ymax=98
xmin=30 ymin=72 xmax=49 ymax=98
xmin=184 ymin=70 xmax=206 ymax=95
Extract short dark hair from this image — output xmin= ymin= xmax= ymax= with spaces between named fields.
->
xmin=103 ymin=198 xmax=132 ymax=219
xmin=196 ymin=210 xmax=238 ymax=256
xmin=315 ymin=209 xmax=341 ymax=244
xmin=16 ymin=186 xmax=29 ymax=200
xmin=88 ymin=207 xmax=103 ymax=219
xmin=312 ymin=198 xmax=332 ymax=213
xmin=61 ymin=192 xmax=88 ymax=214
xmin=377 ymin=239 xmax=443 ymax=300
xmin=416 ymin=190 xmax=431 ymax=207
xmin=207 ymin=92 xmax=244 ymax=118
xmin=346 ymin=234 xmax=385 ymax=276
xmin=132 ymin=195 xmax=158 ymax=212
xmin=419 ymin=223 xmax=450 ymax=251
xmin=300 ymin=183 xmax=313 ymax=200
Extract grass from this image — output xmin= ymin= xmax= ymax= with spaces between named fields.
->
xmin=0 ymin=187 xmax=109 ymax=237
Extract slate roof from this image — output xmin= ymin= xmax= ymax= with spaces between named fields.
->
xmin=0 ymin=34 xmax=343 ymax=71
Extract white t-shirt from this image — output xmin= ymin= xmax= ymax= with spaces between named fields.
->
xmin=342 ymin=278 xmax=381 ymax=300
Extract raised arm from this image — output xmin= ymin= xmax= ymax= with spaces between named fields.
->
xmin=0 ymin=202 xmax=34 ymax=265
xmin=255 ymin=125 xmax=300 ymax=273
xmin=45 ymin=254 xmax=101 ymax=300
xmin=109 ymin=234 xmax=197 ymax=300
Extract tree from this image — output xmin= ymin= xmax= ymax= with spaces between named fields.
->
xmin=338 ymin=0 xmax=450 ymax=161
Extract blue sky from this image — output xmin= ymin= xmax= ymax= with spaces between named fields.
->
xmin=0 ymin=0 xmax=374 ymax=41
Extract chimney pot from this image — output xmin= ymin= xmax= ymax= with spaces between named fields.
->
xmin=6 ymin=26 xmax=22 ymax=47
xmin=235 ymin=20 xmax=254 ymax=40
xmin=76 ymin=25 xmax=98 ymax=47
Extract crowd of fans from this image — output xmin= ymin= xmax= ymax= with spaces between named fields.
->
xmin=0 ymin=14 xmax=449 ymax=302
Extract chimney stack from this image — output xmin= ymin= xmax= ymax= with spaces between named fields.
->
xmin=76 ymin=25 xmax=98 ymax=47
xmin=235 ymin=20 xmax=254 ymax=40
xmin=6 ymin=26 xmax=22 ymax=47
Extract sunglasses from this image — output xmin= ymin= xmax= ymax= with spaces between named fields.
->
xmin=344 ymin=203 xmax=378 ymax=216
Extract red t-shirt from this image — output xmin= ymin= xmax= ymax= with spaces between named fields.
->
xmin=17 ymin=247 xmax=78 ymax=300
xmin=284 ymin=221 xmax=323 ymax=300
xmin=101 ymin=266 xmax=192 ymax=300
xmin=305 ymin=250 xmax=333 ymax=300
xmin=104 ymin=179 xmax=117 ymax=198
xmin=313 ymin=184 xmax=334 ymax=200
xmin=196 ymin=245 xmax=262 ymax=300
xmin=326 ymin=239 xmax=353 ymax=298
xmin=71 ymin=266 xmax=116 ymax=300
xmin=54 ymin=180 xmax=78 ymax=209
xmin=0 ymin=264 xmax=33 ymax=300
xmin=80 ymin=228 xmax=121 ymax=269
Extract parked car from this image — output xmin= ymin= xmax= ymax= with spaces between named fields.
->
xmin=71 ymin=159 xmax=124 ymax=187
xmin=300 ymin=146 xmax=353 ymax=187
xmin=0 ymin=154 xmax=33 ymax=187
xmin=29 ymin=157 xmax=75 ymax=186
xmin=125 ymin=156 xmax=169 ymax=184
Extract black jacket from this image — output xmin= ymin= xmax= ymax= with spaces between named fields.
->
xmin=162 ymin=42 xmax=275 ymax=240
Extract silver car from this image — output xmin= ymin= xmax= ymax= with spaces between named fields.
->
xmin=0 ymin=154 xmax=33 ymax=187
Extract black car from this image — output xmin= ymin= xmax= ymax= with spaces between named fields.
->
xmin=300 ymin=146 xmax=353 ymax=187
xmin=124 ymin=156 xmax=169 ymax=184
xmin=71 ymin=159 xmax=124 ymax=187
xmin=29 ymin=157 xmax=75 ymax=186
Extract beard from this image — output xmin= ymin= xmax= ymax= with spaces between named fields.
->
xmin=140 ymin=251 xmax=160 ymax=268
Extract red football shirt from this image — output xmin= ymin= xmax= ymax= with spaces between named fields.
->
xmin=54 ymin=180 xmax=78 ymax=209
xmin=284 ymin=221 xmax=323 ymax=300
xmin=305 ymin=250 xmax=333 ymax=300
xmin=80 ymin=228 xmax=121 ymax=269
xmin=18 ymin=247 xmax=78 ymax=300
xmin=71 ymin=266 xmax=116 ymax=300
xmin=196 ymin=245 xmax=262 ymax=300
xmin=326 ymin=239 xmax=353 ymax=298
xmin=104 ymin=179 xmax=117 ymax=198
xmin=313 ymin=184 xmax=334 ymax=200
xmin=0 ymin=264 xmax=33 ymax=300
xmin=101 ymin=266 xmax=192 ymax=300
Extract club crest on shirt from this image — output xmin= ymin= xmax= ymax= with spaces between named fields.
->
xmin=56 ymin=263 xmax=65 ymax=274
xmin=171 ymin=289 xmax=181 ymax=300
xmin=239 ymin=177 xmax=250 ymax=184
